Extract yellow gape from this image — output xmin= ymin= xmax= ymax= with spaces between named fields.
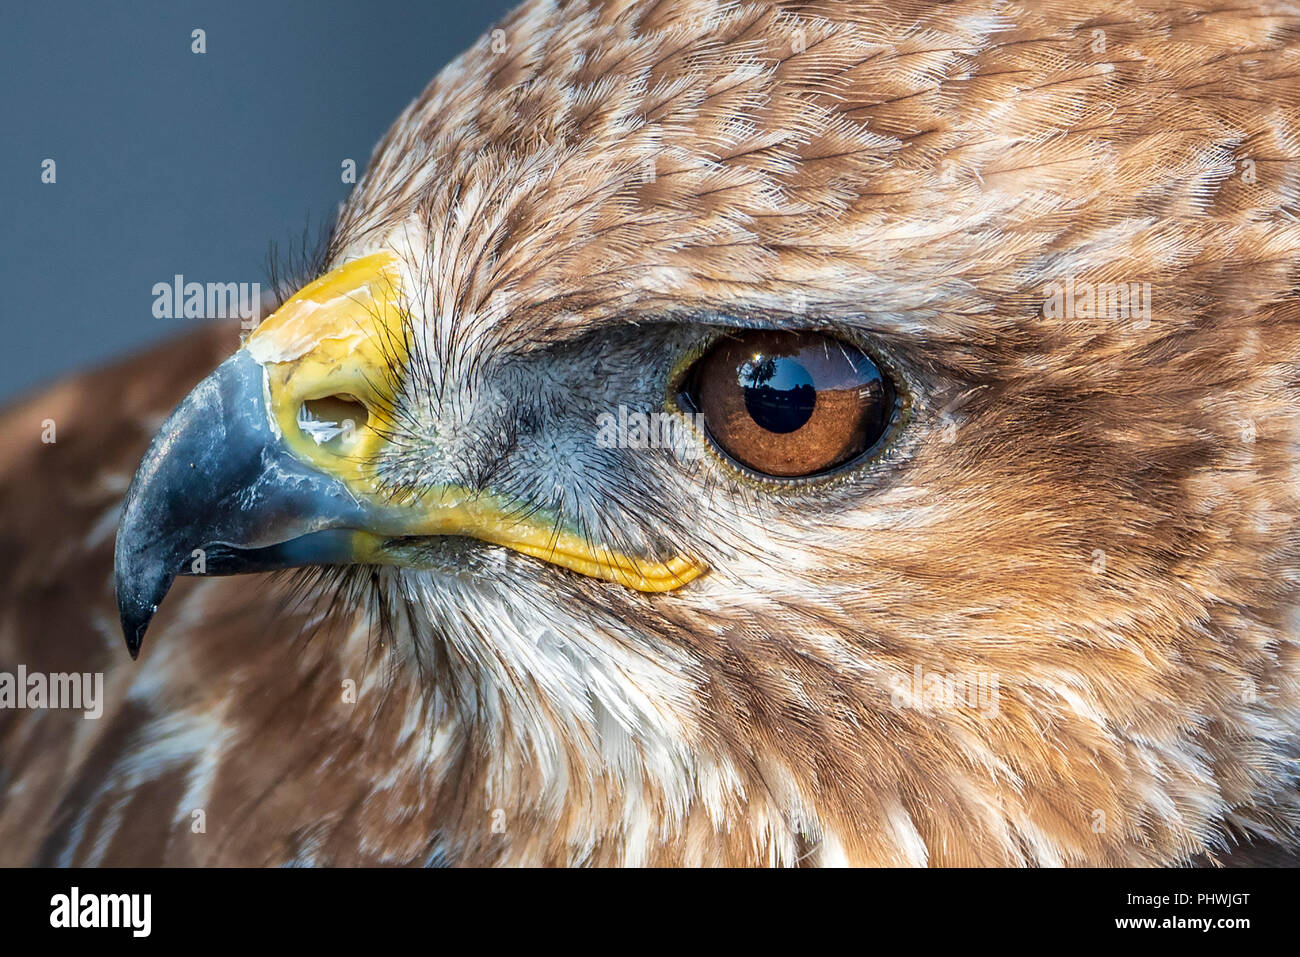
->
xmin=246 ymin=253 xmax=705 ymax=592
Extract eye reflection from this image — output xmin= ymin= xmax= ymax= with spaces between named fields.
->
xmin=739 ymin=355 xmax=816 ymax=433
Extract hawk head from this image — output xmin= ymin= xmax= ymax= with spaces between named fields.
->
xmin=114 ymin=0 xmax=1300 ymax=865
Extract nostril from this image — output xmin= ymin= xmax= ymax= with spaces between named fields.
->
xmin=297 ymin=395 xmax=369 ymax=450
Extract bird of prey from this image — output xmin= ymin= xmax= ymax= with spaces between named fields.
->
xmin=3 ymin=0 xmax=1300 ymax=867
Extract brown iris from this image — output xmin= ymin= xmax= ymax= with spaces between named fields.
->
xmin=680 ymin=331 xmax=894 ymax=478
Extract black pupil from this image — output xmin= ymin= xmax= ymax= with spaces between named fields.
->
xmin=739 ymin=355 xmax=816 ymax=433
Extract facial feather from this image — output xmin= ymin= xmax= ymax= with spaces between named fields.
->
xmin=285 ymin=0 xmax=1300 ymax=864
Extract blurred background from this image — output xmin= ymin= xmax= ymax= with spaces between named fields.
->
xmin=0 ymin=0 xmax=516 ymax=402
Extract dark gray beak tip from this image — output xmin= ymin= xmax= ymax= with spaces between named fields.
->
xmin=124 ymin=618 xmax=147 ymax=660
xmin=114 ymin=522 xmax=178 ymax=660
xmin=112 ymin=354 xmax=254 ymax=661
xmin=115 ymin=568 xmax=167 ymax=659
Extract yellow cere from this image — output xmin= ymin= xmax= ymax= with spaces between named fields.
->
xmin=244 ymin=253 xmax=706 ymax=593
xmin=247 ymin=251 xmax=407 ymax=488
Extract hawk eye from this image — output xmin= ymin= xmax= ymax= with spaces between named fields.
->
xmin=680 ymin=331 xmax=894 ymax=478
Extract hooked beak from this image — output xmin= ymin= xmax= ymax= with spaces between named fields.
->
xmin=114 ymin=349 xmax=372 ymax=657
xmin=114 ymin=254 xmax=703 ymax=658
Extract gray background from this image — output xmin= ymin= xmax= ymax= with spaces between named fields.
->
xmin=0 ymin=0 xmax=517 ymax=402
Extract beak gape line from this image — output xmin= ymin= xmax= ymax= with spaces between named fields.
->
xmin=113 ymin=256 xmax=705 ymax=657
